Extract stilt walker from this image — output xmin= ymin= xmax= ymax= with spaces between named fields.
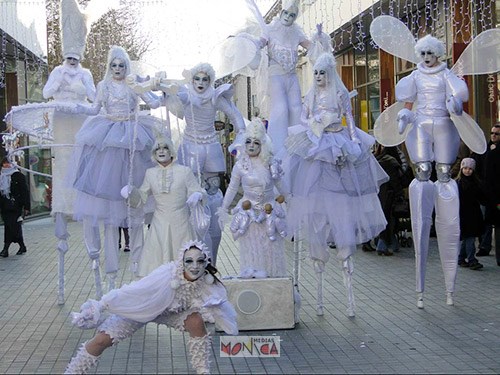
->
xmin=283 ymin=53 xmax=388 ymax=317
xmin=371 ymin=16 xmax=497 ymax=307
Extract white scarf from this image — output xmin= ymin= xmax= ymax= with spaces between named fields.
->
xmin=0 ymin=166 xmax=18 ymax=198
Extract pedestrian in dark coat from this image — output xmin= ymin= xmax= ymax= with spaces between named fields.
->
xmin=456 ymin=158 xmax=486 ymax=270
xmin=482 ymin=124 xmax=500 ymax=266
xmin=0 ymin=157 xmax=30 ymax=257
xmin=374 ymin=145 xmax=404 ymax=255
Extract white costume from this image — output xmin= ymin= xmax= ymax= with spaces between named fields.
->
xmin=370 ymin=16 xmax=500 ymax=308
xmin=255 ymin=0 xmax=331 ymax=153
xmin=44 ymin=0 xmax=96 ymax=305
xmin=136 ymin=163 xmax=206 ymax=277
xmin=177 ymin=63 xmax=245 ymax=178
xmin=284 ymin=53 xmax=388 ymax=316
xmin=65 ymin=240 xmax=238 ymax=375
xmin=220 ymin=119 xmax=287 ymax=278
xmin=395 ymin=46 xmax=466 ymax=308
xmin=71 ymin=46 xmax=163 ymax=293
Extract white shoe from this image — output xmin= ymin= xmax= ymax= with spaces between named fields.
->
xmin=417 ymin=293 xmax=424 ymax=309
xmin=446 ymin=292 xmax=454 ymax=306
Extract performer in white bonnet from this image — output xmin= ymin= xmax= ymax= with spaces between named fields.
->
xmin=395 ymin=34 xmax=469 ymax=308
xmin=283 ymin=52 xmax=388 ymax=316
xmin=219 ymin=118 xmax=288 ymax=279
xmin=65 ymin=240 xmax=238 ymax=375
xmin=71 ymin=45 xmax=163 ymax=294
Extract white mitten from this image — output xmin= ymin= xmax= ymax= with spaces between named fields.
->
xmin=446 ymin=95 xmax=463 ymax=115
xmin=186 ymin=191 xmax=203 ymax=207
xmin=396 ymin=108 xmax=416 ymax=134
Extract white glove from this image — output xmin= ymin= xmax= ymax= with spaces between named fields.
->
xmin=216 ymin=207 xmax=230 ymax=230
xmin=446 ymin=95 xmax=463 ymax=115
xmin=186 ymin=191 xmax=203 ymax=207
xmin=396 ymin=108 xmax=415 ymax=134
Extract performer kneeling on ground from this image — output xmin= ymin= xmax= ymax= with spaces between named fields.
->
xmin=65 ymin=240 xmax=238 ymax=374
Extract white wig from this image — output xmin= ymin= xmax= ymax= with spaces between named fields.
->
xmin=414 ymin=35 xmax=445 ymax=58
xmin=152 ymin=134 xmax=176 ymax=161
xmin=312 ymin=52 xmax=348 ymax=94
xmin=177 ymin=240 xmax=211 ymax=261
xmin=244 ymin=117 xmax=273 ymax=164
xmin=188 ymin=62 xmax=216 ymax=86
xmin=105 ymin=46 xmax=131 ymax=80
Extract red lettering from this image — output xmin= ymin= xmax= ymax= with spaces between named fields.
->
xmin=231 ymin=343 xmax=242 ymax=355
xmin=260 ymin=344 xmax=269 ymax=355
xmin=221 ymin=343 xmax=230 ymax=355
xmin=270 ymin=343 xmax=279 ymax=355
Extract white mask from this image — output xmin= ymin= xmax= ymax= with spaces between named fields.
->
xmin=280 ymin=8 xmax=297 ymax=26
xmin=420 ymin=51 xmax=438 ymax=68
xmin=110 ymin=58 xmax=127 ymax=80
xmin=192 ymin=72 xmax=210 ymax=93
xmin=183 ymin=247 xmax=208 ymax=281
xmin=204 ymin=176 xmax=221 ymax=195
xmin=314 ymin=69 xmax=327 ymax=87
xmin=154 ymin=146 xmax=171 ymax=164
xmin=245 ymin=137 xmax=262 ymax=157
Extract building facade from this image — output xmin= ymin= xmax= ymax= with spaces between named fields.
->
xmin=1 ymin=0 xmax=50 ymax=215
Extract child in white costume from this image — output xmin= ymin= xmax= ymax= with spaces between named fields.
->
xmin=219 ymin=118 xmax=287 ymax=279
xmin=65 ymin=240 xmax=238 ymax=375
xmin=71 ymin=46 xmax=163 ymax=292
xmin=284 ymin=53 xmax=388 ymax=316
xmin=127 ymin=136 xmax=207 ymax=277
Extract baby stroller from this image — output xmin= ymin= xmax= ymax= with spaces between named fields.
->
xmin=393 ymin=195 xmax=413 ymax=248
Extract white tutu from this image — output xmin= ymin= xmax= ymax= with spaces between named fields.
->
xmin=284 ymin=127 xmax=388 ymax=248
xmin=71 ymin=114 xmax=159 ymax=225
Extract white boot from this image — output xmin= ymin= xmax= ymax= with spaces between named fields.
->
xmin=187 ymin=334 xmax=211 ymax=374
xmin=65 ymin=342 xmax=99 ymax=374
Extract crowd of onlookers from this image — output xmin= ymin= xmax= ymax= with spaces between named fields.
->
xmin=363 ymin=123 xmax=500 ymax=270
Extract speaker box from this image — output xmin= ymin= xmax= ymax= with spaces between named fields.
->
xmin=217 ymin=277 xmax=296 ymax=331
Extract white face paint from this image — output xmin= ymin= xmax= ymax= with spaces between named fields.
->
xmin=65 ymin=57 xmax=79 ymax=68
xmin=280 ymin=8 xmax=297 ymax=26
xmin=420 ymin=51 xmax=438 ymax=68
xmin=192 ymin=72 xmax=210 ymax=93
xmin=314 ymin=69 xmax=327 ymax=87
xmin=154 ymin=146 xmax=171 ymax=164
xmin=183 ymin=247 xmax=208 ymax=281
xmin=245 ymin=138 xmax=262 ymax=157
xmin=110 ymin=58 xmax=126 ymax=80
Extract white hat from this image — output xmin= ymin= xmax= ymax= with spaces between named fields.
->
xmin=61 ymin=0 xmax=88 ymax=60
xmin=460 ymin=157 xmax=476 ymax=170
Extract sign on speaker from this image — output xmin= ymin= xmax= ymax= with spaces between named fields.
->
xmin=220 ymin=336 xmax=281 ymax=357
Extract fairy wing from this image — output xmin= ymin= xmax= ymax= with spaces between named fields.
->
xmin=370 ymin=15 xmax=418 ymax=64
xmin=209 ymin=34 xmax=260 ymax=79
xmin=451 ymin=28 xmax=500 ymax=76
xmin=373 ymin=102 xmax=413 ymax=146
xmin=450 ymin=112 xmax=487 ymax=154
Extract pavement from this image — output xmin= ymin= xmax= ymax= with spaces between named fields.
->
xmin=0 ymin=216 xmax=499 ymax=374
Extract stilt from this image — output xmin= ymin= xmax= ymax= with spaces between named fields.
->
xmin=92 ymin=259 xmax=103 ymax=299
xmin=314 ymin=259 xmax=325 ymax=316
xmin=342 ymin=256 xmax=356 ymax=317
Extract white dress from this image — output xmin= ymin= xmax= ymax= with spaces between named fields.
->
xmin=284 ymin=86 xmax=388 ymax=261
xmin=137 ymin=163 xmax=206 ymax=277
xmin=222 ymin=155 xmax=287 ymax=278
xmin=71 ymin=79 xmax=162 ymax=226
